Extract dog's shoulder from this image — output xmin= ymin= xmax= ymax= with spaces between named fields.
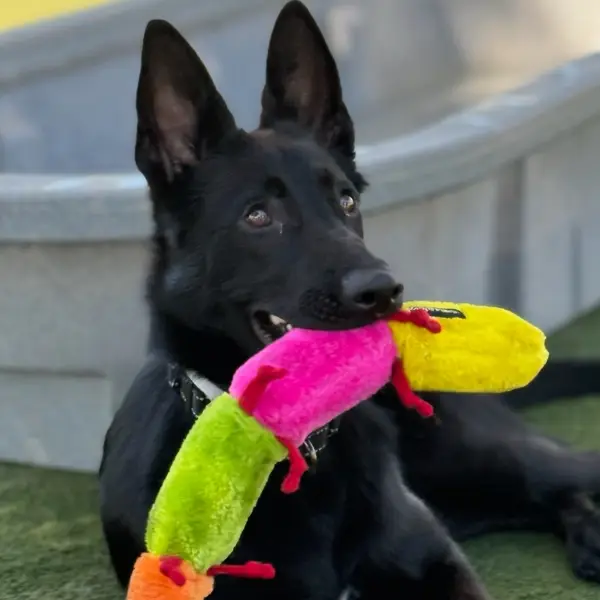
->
xmin=102 ymin=356 xmax=171 ymax=445
xmin=99 ymin=355 xmax=192 ymax=487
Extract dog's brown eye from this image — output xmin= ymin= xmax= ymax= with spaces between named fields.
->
xmin=340 ymin=193 xmax=358 ymax=216
xmin=245 ymin=207 xmax=271 ymax=228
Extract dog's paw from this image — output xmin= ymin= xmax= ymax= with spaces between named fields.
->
xmin=565 ymin=504 xmax=600 ymax=583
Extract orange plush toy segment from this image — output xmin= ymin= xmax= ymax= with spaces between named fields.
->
xmin=128 ymin=553 xmax=214 ymax=600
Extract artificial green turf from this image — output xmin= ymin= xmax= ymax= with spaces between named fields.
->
xmin=465 ymin=306 xmax=600 ymax=600
xmin=465 ymin=396 xmax=600 ymax=600
xmin=2 ymin=308 xmax=600 ymax=599
xmin=0 ymin=464 xmax=118 ymax=600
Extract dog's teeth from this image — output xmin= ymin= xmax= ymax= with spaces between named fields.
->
xmin=285 ymin=324 xmax=292 ymax=331
xmin=269 ymin=315 xmax=287 ymax=327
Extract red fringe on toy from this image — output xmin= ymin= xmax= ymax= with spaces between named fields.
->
xmin=388 ymin=307 xmax=442 ymax=333
xmin=159 ymin=556 xmax=187 ymax=586
xmin=276 ymin=437 xmax=309 ymax=494
xmin=388 ymin=307 xmax=440 ymax=418
xmin=207 ymin=561 xmax=276 ymax=579
xmin=391 ymin=359 xmax=434 ymax=418
xmin=238 ymin=365 xmax=287 ymax=415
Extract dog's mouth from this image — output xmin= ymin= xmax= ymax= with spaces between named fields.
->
xmin=250 ymin=311 xmax=293 ymax=345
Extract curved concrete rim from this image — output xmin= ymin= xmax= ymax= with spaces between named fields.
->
xmin=2 ymin=52 xmax=600 ymax=243
xmin=0 ymin=0 xmax=282 ymax=86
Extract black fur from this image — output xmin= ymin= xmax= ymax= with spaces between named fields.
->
xmin=99 ymin=3 xmax=600 ymax=598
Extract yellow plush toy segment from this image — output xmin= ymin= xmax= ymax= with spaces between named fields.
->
xmin=389 ymin=301 xmax=548 ymax=393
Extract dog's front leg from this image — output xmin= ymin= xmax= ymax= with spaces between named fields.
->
xmin=353 ymin=469 xmax=492 ymax=600
xmin=355 ymin=545 xmax=491 ymax=600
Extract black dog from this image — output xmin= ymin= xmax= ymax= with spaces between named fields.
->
xmin=99 ymin=3 xmax=600 ymax=598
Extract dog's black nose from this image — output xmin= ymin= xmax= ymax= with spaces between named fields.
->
xmin=340 ymin=269 xmax=403 ymax=317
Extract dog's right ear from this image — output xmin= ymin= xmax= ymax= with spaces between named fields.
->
xmin=135 ymin=20 xmax=237 ymax=184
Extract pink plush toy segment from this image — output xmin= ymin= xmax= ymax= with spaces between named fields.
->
xmin=229 ymin=321 xmax=396 ymax=446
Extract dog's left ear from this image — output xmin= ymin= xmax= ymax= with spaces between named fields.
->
xmin=260 ymin=1 xmax=355 ymax=159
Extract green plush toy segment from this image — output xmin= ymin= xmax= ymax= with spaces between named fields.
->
xmin=145 ymin=393 xmax=286 ymax=573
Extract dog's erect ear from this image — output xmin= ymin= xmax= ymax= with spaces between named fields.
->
xmin=135 ymin=20 xmax=237 ymax=183
xmin=260 ymin=1 xmax=355 ymax=158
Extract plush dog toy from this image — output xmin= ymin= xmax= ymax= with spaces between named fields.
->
xmin=126 ymin=301 xmax=548 ymax=600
